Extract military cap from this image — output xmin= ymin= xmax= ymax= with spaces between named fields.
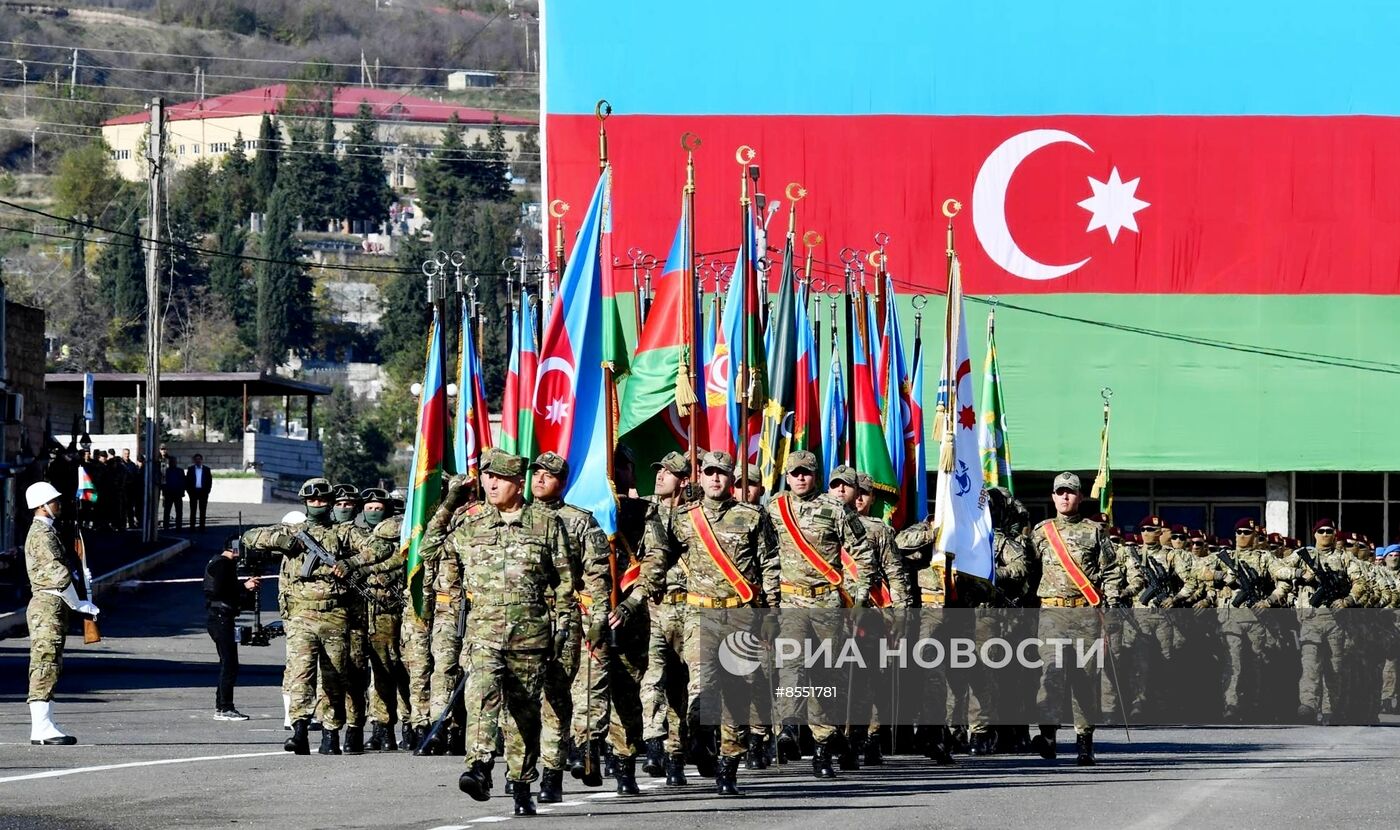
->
xmin=828 ymin=464 xmax=858 ymax=487
xmin=1234 ymin=517 xmax=1258 ymax=532
xmin=298 ymin=477 xmax=333 ymax=499
xmin=855 ymin=472 xmax=874 ymax=494
xmin=700 ymin=450 xmax=735 ymax=475
xmin=1286 ymin=537 xmax=1302 ymax=549
xmin=1086 ymin=512 xmax=1109 ymax=524
xmin=651 ymin=451 xmax=691 ymax=476
xmin=784 ymin=450 xmax=818 ymax=474
xmin=1108 ymin=525 xmax=1123 ymax=540
xmin=481 ymin=452 xmax=527 ymax=477
xmin=1312 ymin=518 xmax=1337 ymax=533
xmin=1267 ymin=532 xmax=1284 ymax=546
xmin=530 ymin=450 xmax=569 ymax=479
xmin=1169 ymin=523 xmax=1189 ymax=535
xmin=1383 ymin=545 xmax=1400 ymax=557
xmin=1139 ymin=515 xmax=1165 ymax=529
xmin=1188 ymin=529 xmax=1206 ymax=542
xmin=332 ymin=483 xmax=360 ymax=502
xmin=1125 ymin=531 xmax=1142 ymax=545
xmin=1052 ymin=471 xmax=1081 ymax=493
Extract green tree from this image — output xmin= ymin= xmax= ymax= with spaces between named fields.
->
xmin=209 ymin=202 xmax=251 ymax=333
xmin=283 ymin=118 xmax=342 ymax=229
xmin=377 ymin=234 xmax=431 ymax=369
xmin=255 ymin=180 xmax=314 ymax=368
xmin=166 ymin=210 xmax=210 ymax=308
xmin=251 ymin=115 xmax=280 ymax=213
xmin=322 ymin=386 xmax=391 ymax=486
xmin=414 ymin=116 xmax=470 ymax=225
xmin=472 ymin=119 xmax=512 ymax=203
xmin=171 ymin=159 xmax=219 ymax=231
xmin=217 ymin=132 xmax=255 ymax=222
xmin=53 ymin=141 xmax=122 ymax=220
xmin=95 ymin=211 xmax=146 ymax=346
xmin=514 ymin=126 xmax=540 ymax=185
xmin=341 ymin=103 xmax=394 ymax=230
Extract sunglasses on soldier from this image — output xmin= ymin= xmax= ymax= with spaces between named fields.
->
xmin=1316 ymin=528 xmax=1335 ymax=534
xmin=1170 ymin=534 xmax=1186 ymax=540
xmin=1236 ymin=528 xmax=1254 ymax=535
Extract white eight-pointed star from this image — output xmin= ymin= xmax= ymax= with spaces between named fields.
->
xmin=1077 ymin=167 xmax=1149 ymax=243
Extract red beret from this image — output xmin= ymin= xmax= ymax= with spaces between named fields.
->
xmin=1170 ymin=523 xmax=1188 ymax=534
xmin=1234 ymin=517 xmax=1258 ymax=531
xmin=1267 ymin=532 xmax=1284 ymax=544
xmin=1312 ymin=518 xmax=1337 ymax=533
xmin=1139 ymin=515 xmax=1165 ymax=529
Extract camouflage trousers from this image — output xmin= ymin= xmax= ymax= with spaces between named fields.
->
xmin=536 ymin=618 xmax=579 ymax=771
xmin=463 ymin=643 xmax=548 ymax=784
xmin=642 ymin=600 xmax=689 ymax=757
xmin=684 ymin=609 xmax=749 ymax=758
xmin=1220 ymin=611 xmax=1268 ymax=713
xmin=1298 ymin=609 xmax=1347 ymax=714
xmin=318 ymin=603 xmax=367 ymax=728
xmin=400 ymin=606 xmax=433 ymax=728
xmin=842 ymin=608 xmax=891 ymax=731
xmin=430 ymin=599 xmax=464 ymax=725
xmin=286 ymin=606 xmax=349 ymax=729
xmin=571 ymin=604 xmax=648 ymax=760
xmin=1036 ymin=610 xmax=1101 ymax=736
xmin=366 ymin=607 xmax=409 ymax=726
xmin=776 ymin=599 xmax=848 ymax=746
xmin=27 ymin=593 xmax=68 ymax=703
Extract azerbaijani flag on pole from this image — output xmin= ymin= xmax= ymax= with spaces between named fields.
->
xmin=500 ymin=300 xmax=523 ymax=455
xmin=977 ymin=307 xmax=1014 ymax=493
xmin=454 ymin=294 xmax=493 ymax=480
xmin=76 ymin=465 xmax=98 ymax=503
xmin=599 ymin=164 xmax=630 ymax=378
xmin=401 ymin=304 xmax=450 ymax=618
xmin=534 ymin=167 xmax=617 ymax=534
xmin=792 ymin=280 xmax=821 ymax=463
xmin=819 ymin=343 xmax=846 ymax=491
xmin=910 ymin=335 xmax=929 ymax=522
xmin=932 ymin=256 xmax=994 ymax=580
xmin=703 ymin=293 xmax=731 ymax=455
xmin=850 ymin=291 xmax=898 ymax=518
xmin=759 ymin=231 xmax=799 ymax=494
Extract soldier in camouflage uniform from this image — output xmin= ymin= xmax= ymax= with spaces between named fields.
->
xmin=450 ymin=453 xmax=576 ymax=817
xmin=24 ymin=482 xmax=85 ymax=745
xmin=242 ymin=477 xmax=356 ymax=756
xmin=966 ymin=487 xmax=1030 ymax=754
xmin=1283 ymin=520 xmax=1360 ymax=722
xmin=338 ymin=487 xmax=408 ymax=752
xmin=1028 ymin=472 xmax=1117 ymax=766
xmin=1213 ymin=518 xmax=1274 ymax=719
xmin=416 ymin=474 xmax=478 ymax=754
xmin=614 ymin=450 xmax=778 ymax=797
xmin=320 ymin=484 xmax=369 ymax=753
xmin=1380 ymin=546 xmax=1400 ymax=714
xmin=636 ymin=451 xmax=695 ymax=785
xmin=765 ymin=454 xmax=874 ymax=780
xmin=397 ymin=486 xmax=437 ymax=751
xmin=844 ymin=472 xmax=911 ymax=767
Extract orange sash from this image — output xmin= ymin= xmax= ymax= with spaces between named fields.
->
xmin=775 ymin=496 xmax=843 ymax=586
xmin=840 ymin=549 xmax=892 ymax=608
xmin=1043 ymin=521 xmax=1102 ymax=607
xmin=620 ymin=561 xmax=641 ymax=594
xmin=686 ymin=506 xmax=755 ymax=604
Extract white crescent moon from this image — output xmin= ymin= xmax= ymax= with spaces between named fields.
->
xmin=532 ymin=356 xmax=577 ymax=415
xmin=972 ymin=129 xmax=1093 ymax=281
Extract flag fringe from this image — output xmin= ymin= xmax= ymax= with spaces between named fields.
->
xmin=674 ymin=349 xmax=698 ymax=413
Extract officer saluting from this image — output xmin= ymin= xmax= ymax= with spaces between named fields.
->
xmin=24 ymin=482 xmax=97 ymax=745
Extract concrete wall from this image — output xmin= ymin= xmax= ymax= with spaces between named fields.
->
xmin=244 ymin=433 xmax=323 ymax=481
xmin=4 ymin=301 xmax=45 ymax=461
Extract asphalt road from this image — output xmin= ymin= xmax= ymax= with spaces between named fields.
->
xmin=2 ymin=504 xmax=1397 ymax=830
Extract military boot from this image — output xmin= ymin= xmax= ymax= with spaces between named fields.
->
xmin=417 ymin=725 xmax=445 ymax=756
xmin=344 ymin=725 xmax=365 ymax=755
xmin=614 ymin=756 xmax=641 ymax=795
xmin=745 ymin=733 xmax=764 ymax=770
xmin=811 ymin=742 xmax=836 ymax=780
xmin=602 ymin=743 xmax=617 ymax=778
xmin=863 ymin=732 xmax=884 ymax=766
xmin=364 ymin=722 xmax=385 ymax=752
xmin=1031 ymin=726 xmax=1057 ymax=761
xmin=579 ymin=739 xmax=605 ymax=787
xmin=776 ymin=724 xmax=801 ymax=763
xmin=642 ymin=737 xmax=666 ymax=777
xmin=458 ymin=759 xmax=494 ymax=801
xmin=505 ymin=780 xmax=515 ymax=795
xmin=538 ymin=768 xmax=564 ymax=803
xmin=969 ymin=730 xmax=995 ymax=756
xmin=402 ymin=722 xmax=416 ymax=751
xmin=664 ymin=755 xmax=688 ymax=786
xmin=1076 ymin=733 xmax=1095 ymax=766
xmin=512 ymin=781 xmax=536 ymax=816
xmin=447 ymin=725 xmax=466 ymax=756
xmin=383 ymin=723 xmax=399 ymax=752
xmin=838 ymin=731 xmax=861 ymax=770
xmin=690 ymin=728 xmax=717 ymax=778
xmin=922 ymin=726 xmax=955 ymax=765
xmin=319 ymin=728 xmax=342 ymax=756
xmin=716 ymin=755 xmax=741 ymax=796
xmin=284 ymin=718 xmax=311 ymax=755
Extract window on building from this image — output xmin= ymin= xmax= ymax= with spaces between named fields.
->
xmin=1293 ymin=472 xmax=1395 ymax=544
xmin=193 ymin=144 xmax=201 ymax=154
xmin=178 ymin=145 xmax=185 ymax=155
xmin=111 ymin=149 xmax=132 ymax=161
xmin=209 ymin=142 xmax=230 ymax=153
xmin=243 ymin=139 xmax=257 ymax=150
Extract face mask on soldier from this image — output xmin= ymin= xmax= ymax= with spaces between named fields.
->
xmin=306 ymin=502 xmax=332 ymax=522
xmin=361 ymin=507 xmax=385 ymax=527
xmin=332 ymin=506 xmax=356 ymax=523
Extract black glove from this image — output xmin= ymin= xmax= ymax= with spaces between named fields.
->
xmin=553 ymin=627 xmax=572 ymax=659
xmin=760 ymin=609 xmax=781 ymax=642
xmin=586 ymin=614 xmax=608 ymax=645
xmin=610 ymin=594 xmax=643 ymax=629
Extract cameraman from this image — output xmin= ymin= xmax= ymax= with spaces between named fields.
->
xmin=205 ymin=536 xmax=261 ymax=720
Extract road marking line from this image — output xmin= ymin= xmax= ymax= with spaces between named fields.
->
xmin=586 ymin=792 xmax=619 ymax=799
xmin=0 ymin=751 xmax=285 ymax=784
xmin=471 ymin=818 xmax=511 ymax=824
xmin=554 ymin=800 xmax=585 ymax=806
xmin=426 ymin=825 xmax=472 ymax=830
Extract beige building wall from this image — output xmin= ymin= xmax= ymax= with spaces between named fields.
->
xmin=103 ymin=115 xmax=531 ymax=191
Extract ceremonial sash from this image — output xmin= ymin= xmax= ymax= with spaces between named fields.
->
xmin=775 ymin=496 xmax=843 ymax=587
xmin=620 ymin=561 xmax=641 ymax=594
xmin=686 ymin=506 xmax=756 ymax=604
xmin=840 ymin=549 xmax=892 ymax=608
xmin=1043 ymin=521 xmax=1102 ymax=607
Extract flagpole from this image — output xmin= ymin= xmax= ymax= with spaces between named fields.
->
xmin=736 ymin=145 xmax=756 ymax=492
xmin=678 ymin=132 xmax=701 ymax=475
xmin=935 ymin=199 xmax=962 ymax=473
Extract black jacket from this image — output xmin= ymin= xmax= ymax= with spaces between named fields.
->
xmin=204 ymin=555 xmax=252 ymax=614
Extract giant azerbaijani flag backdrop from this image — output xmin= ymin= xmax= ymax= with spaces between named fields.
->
xmin=542 ymin=0 xmax=1400 ymax=473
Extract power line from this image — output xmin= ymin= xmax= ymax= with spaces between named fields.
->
xmin=0 ymin=38 xmax=540 ymax=76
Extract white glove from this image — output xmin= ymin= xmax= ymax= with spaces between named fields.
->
xmin=42 ymin=584 xmax=100 ymax=616
xmin=76 ymin=601 xmax=100 ymax=616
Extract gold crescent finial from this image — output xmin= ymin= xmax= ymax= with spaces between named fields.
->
xmin=735 ymin=145 xmax=756 ymax=165
xmin=867 ymin=250 xmax=886 ymax=269
xmin=595 ymin=99 xmax=611 ymax=121
xmin=549 ymin=199 xmax=569 ymax=218
xmin=785 ymin=182 xmax=807 ymax=202
xmin=802 ymin=230 xmax=822 ymax=248
xmin=680 ymin=132 xmax=701 ymax=152
xmin=941 ymin=198 xmax=962 ymax=218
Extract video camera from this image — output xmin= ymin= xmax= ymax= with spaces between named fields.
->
xmin=228 ymin=522 xmax=284 ymax=647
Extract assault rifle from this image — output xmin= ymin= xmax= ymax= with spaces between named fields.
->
xmin=1295 ymin=548 xmax=1348 ymax=608
xmin=296 ymin=529 xmax=375 ymax=604
xmin=1128 ymin=547 xmax=1169 ymax=607
xmin=1216 ymin=550 xmax=1260 ymax=608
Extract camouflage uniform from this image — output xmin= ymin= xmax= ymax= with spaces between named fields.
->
xmin=525 ymin=492 xmax=586 ymax=775
xmin=420 ymin=503 xmax=469 ymax=737
xmin=25 ymin=516 xmax=71 ymax=703
xmin=243 ymin=513 xmax=353 ymax=730
xmin=632 ymin=456 xmax=779 ymax=763
xmin=765 ymin=462 xmax=871 ymax=750
xmin=844 ymin=502 xmax=911 ymax=752
xmin=639 ymin=493 xmax=693 ymax=760
xmin=449 ymin=481 xmax=576 ymax=786
xmin=1028 ymin=504 xmax=1115 ymax=739
xmin=343 ymin=511 xmax=409 ymax=731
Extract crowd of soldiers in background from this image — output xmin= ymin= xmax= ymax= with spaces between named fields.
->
xmin=233 ymin=447 xmax=1400 ymax=815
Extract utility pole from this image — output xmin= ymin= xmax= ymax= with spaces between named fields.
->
xmin=69 ymin=49 xmax=77 ymax=98
xmin=14 ymin=60 xmax=25 ymax=118
xmin=142 ymin=98 xmax=164 ymax=544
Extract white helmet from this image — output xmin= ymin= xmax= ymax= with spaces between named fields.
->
xmin=281 ymin=510 xmax=307 ymax=525
xmin=26 ymin=482 xmax=62 ymax=510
